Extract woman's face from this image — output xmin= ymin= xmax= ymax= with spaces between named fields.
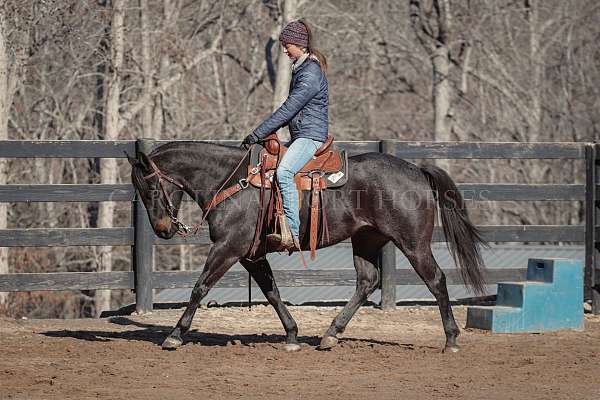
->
xmin=282 ymin=43 xmax=305 ymax=61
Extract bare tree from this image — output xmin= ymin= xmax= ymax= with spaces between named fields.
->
xmin=265 ymin=0 xmax=298 ymax=139
xmin=139 ymin=0 xmax=153 ymax=138
xmin=409 ymin=0 xmax=455 ymax=145
xmin=0 ymin=7 xmax=9 ymax=305
xmin=459 ymin=0 xmax=599 ymax=226
xmin=271 ymin=0 xmax=298 ymax=110
xmin=0 ymin=2 xmax=27 ymax=305
xmin=95 ymin=0 xmax=125 ymax=315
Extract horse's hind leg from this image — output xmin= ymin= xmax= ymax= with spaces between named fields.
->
xmin=162 ymin=241 xmax=240 ymax=350
xmin=398 ymin=241 xmax=460 ymax=352
xmin=319 ymin=230 xmax=387 ymax=350
xmin=240 ymin=258 xmax=300 ymax=352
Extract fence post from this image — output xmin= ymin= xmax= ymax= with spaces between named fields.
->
xmin=133 ymin=138 xmax=155 ymax=314
xmin=595 ymin=143 xmax=600 ymax=315
xmin=380 ymin=243 xmax=397 ymax=309
xmin=379 ymin=140 xmax=396 ymax=309
xmin=585 ymin=143 xmax=600 ymax=315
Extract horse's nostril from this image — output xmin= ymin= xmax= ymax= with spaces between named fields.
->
xmin=155 ymin=217 xmax=172 ymax=233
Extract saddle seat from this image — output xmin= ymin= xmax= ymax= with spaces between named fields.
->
xmin=248 ymin=133 xmax=347 ymax=191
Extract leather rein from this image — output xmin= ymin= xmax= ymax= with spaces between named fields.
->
xmin=141 ymin=147 xmax=255 ymax=237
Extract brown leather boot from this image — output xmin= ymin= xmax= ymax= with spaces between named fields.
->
xmin=266 ymin=216 xmax=300 ymax=252
xmin=282 ymin=235 xmax=301 ymax=252
xmin=266 ymin=233 xmax=301 ymax=252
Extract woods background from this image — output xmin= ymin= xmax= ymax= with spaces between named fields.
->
xmin=0 ymin=0 xmax=598 ymax=318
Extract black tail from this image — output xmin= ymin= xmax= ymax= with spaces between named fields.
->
xmin=421 ymin=164 xmax=487 ymax=295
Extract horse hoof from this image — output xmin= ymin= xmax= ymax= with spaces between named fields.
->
xmin=284 ymin=343 xmax=301 ymax=352
xmin=443 ymin=344 xmax=460 ymax=353
xmin=318 ymin=336 xmax=338 ymax=350
xmin=162 ymin=336 xmax=183 ymax=350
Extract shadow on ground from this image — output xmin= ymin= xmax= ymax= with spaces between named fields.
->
xmin=41 ymin=316 xmax=422 ymax=350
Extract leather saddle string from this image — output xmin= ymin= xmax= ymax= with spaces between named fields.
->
xmin=249 ymin=154 xmax=267 ymax=257
xmin=319 ymin=187 xmax=330 ymax=247
xmin=309 ymin=173 xmax=321 ymax=260
xmin=270 ymin=142 xmax=283 ymax=229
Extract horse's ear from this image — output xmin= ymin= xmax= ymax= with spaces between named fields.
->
xmin=124 ymin=151 xmax=138 ymax=167
xmin=138 ymin=151 xmax=151 ymax=170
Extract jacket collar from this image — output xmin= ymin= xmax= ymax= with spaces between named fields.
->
xmin=293 ymin=53 xmax=319 ymax=73
xmin=292 ymin=52 xmax=310 ymax=72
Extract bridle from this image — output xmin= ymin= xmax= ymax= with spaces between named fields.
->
xmin=142 ymin=158 xmax=194 ymax=235
xmin=140 ymin=147 xmax=254 ymax=236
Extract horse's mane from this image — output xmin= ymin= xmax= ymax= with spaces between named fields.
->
xmin=149 ymin=140 xmax=240 ymax=157
xmin=131 ymin=141 xmax=246 ymax=192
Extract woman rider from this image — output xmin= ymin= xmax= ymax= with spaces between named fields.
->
xmin=241 ymin=19 xmax=328 ymax=252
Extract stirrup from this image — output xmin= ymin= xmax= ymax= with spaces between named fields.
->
xmin=266 ymin=233 xmax=300 ymax=252
xmin=267 ymin=216 xmax=300 ymax=252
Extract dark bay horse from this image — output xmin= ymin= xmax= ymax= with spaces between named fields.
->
xmin=128 ymin=141 xmax=486 ymax=353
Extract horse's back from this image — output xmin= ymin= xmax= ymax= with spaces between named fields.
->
xmin=347 ymin=152 xmax=429 ymax=189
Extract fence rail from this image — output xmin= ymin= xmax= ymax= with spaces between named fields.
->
xmin=0 ymin=139 xmax=597 ymax=314
xmin=0 ymin=225 xmax=585 ymax=247
xmin=0 ymin=268 xmax=528 ymax=292
xmin=0 ymin=183 xmax=585 ymax=203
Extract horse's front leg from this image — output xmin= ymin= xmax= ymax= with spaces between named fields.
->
xmin=162 ymin=241 xmax=240 ymax=350
xmin=240 ymin=258 xmax=300 ymax=352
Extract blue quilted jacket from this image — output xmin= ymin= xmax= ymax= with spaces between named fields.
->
xmin=253 ymin=57 xmax=328 ymax=143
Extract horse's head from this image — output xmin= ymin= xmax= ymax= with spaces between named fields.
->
xmin=128 ymin=151 xmax=185 ymax=239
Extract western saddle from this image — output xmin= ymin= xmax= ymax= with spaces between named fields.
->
xmin=205 ymin=133 xmax=347 ymax=260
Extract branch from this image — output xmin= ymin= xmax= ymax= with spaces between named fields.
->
xmin=409 ymin=0 xmax=436 ymax=55
xmin=467 ymin=69 xmax=531 ymax=127
xmin=435 ymin=0 xmax=451 ymax=44
xmin=117 ymin=33 xmax=221 ymax=134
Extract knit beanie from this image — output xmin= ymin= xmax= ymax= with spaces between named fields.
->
xmin=279 ymin=20 xmax=309 ymax=48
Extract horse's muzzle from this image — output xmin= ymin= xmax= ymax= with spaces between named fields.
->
xmin=155 ymin=217 xmax=173 ymax=236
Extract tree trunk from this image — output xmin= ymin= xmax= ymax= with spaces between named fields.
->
xmin=96 ymin=0 xmax=125 ymax=316
xmin=140 ymin=0 xmax=153 ymax=137
xmin=526 ymin=0 xmax=543 ymax=143
xmin=432 ymin=45 xmax=451 ymax=171
xmin=410 ymin=0 xmax=454 ymax=172
xmin=212 ymin=33 xmax=229 ymax=133
xmin=366 ymin=36 xmax=378 ymax=138
xmin=0 ymin=9 xmax=8 ymax=305
xmin=271 ymin=0 xmax=297 ymax=139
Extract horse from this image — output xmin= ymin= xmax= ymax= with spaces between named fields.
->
xmin=127 ymin=140 xmax=486 ymax=353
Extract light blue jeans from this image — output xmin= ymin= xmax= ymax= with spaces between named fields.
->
xmin=276 ymin=138 xmax=322 ymax=238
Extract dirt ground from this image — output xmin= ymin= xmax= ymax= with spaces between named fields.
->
xmin=0 ymin=305 xmax=599 ymax=400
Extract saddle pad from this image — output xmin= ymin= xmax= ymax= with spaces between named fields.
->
xmin=321 ymin=150 xmax=348 ymax=188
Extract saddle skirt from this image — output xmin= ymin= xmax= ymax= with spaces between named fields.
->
xmin=248 ymin=133 xmax=348 ymax=191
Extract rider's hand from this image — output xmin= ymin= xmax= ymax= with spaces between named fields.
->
xmin=241 ymin=133 xmax=259 ymax=149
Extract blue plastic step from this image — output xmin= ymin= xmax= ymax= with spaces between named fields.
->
xmin=496 ymin=281 xmax=550 ymax=308
xmin=466 ymin=306 xmax=521 ymax=331
xmin=496 ymin=282 xmax=524 ymax=307
xmin=466 ymin=258 xmax=583 ymax=333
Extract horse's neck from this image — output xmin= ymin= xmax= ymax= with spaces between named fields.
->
xmin=153 ymin=142 xmax=246 ymax=205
